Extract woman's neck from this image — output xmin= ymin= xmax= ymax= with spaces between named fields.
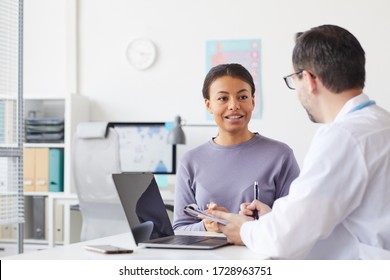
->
xmin=213 ymin=130 xmax=255 ymax=146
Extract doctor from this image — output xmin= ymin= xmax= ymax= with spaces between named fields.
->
xmin=212 ymin=24 xmax=390 ymax=259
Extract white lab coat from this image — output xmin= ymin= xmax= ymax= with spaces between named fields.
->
xmin=241 ymin=94 xmax=390 ymax=259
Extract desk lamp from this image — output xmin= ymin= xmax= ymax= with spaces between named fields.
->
xmin=167 ymin=115 xmax=217 ymax=145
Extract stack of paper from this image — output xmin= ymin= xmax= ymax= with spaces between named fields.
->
xmin=25 ymin=118 xmax=64 ymax=143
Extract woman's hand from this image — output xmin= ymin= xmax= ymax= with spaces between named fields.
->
xmin=203 ymin=202 xmax=228 ymax=232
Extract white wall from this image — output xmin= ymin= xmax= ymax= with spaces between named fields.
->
xmin=24 ymin=0 xmax=67 ymax=96
xmin=26 ymin=0 xmax=390 ymax=167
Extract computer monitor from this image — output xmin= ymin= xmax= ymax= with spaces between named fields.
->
xmin=108 ymin=122 xmax=176 ymax=174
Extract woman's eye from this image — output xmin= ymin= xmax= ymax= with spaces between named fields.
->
xmin=239 ymin=95 xmax=248 ymax=100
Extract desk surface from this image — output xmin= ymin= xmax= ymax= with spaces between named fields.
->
xmin=4 ymin=231 xmax=263 ymax=260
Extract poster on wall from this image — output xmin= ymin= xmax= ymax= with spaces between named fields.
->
xmin=206 ymin=39 xmax=262 ymax=119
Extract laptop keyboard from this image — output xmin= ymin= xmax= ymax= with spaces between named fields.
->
xmin=159 ymin=235 xmax=214 ymax=245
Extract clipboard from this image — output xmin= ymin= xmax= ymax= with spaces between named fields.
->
xmin=183 ymin=204 xmax=228 ymax=225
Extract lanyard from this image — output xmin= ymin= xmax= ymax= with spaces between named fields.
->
xmin=348 ymin=100 xmax=376 ymax=114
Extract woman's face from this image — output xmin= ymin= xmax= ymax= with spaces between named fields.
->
xmin=205 ymin=75 xmax=254 ymax=135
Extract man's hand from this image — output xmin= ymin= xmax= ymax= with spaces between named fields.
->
xmin=240 ymin=200 xmax=272 ymax=218
xmin=212 ymin=200 xmax=272 ymax=245
xmin=211 ymin=210 xmax=251 ymax=245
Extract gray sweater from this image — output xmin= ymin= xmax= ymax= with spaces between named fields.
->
xmin=172 ymin=133 xmax=300 ymax=231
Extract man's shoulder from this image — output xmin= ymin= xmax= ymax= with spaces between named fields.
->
xmin=316 ymin=109 xmax=390 ymax=145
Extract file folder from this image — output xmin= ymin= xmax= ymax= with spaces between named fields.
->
xmin=23 ymin=148 xmax=36 ymax=192
xmin=11 ymin=224 xmax=18 ymax=239
xmin=49 ymin=148 xmax=64 ymax=192
xmin=35 ymin=148 xmax=49 ymax=192
xmin=54 ymin=203 xmax=64 ymax=242
xmin=32 ymin=196 xmax=46 ymax=239
xmin=23 ymin=196 xmax=34 ymax=239
xmin=0 ymin=224 xmax=12 ymax=239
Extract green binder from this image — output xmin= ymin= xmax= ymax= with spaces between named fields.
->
xmin=49 ymin=148 xmax=64 ymax=192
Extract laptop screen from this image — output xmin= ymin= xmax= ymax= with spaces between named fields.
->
xmin=112 ymin=172 xmax=175 ymax=241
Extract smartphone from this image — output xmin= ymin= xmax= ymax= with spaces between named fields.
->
xmin=84 ymin=245 xmax=134 ymax=254
xmin=183 ymin=204 xmax=228 ymax=225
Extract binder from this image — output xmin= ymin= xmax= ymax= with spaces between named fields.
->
xmin=54 ymin=203 xmax=64 ymax=242
xmin=23 ymin=148 xmax=36 ymax=192
xmin=23 ymin=147 xmax=65 ymax=192
xmin=32 ymin=196 xmax=45 ymax=239
xmin=35 ymin=148 xmax=49 ymax=192
xmin=45 ymin=196 xmax=49 ymax=241
xmin=23 ymin=196 xmax=34 ymax=239
xmin=49 ymin=148 xmax=64 ymax=192
xmin=1 ymin=224 xmax=12 ymax=239
xmin=11 ymin=224 xmax=18 ymax=240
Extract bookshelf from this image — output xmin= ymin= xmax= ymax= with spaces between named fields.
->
xmin=0 ymin=94 xmax=89 ymax=249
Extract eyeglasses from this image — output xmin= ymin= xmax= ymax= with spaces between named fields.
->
xmin=283 ymin=70 xmax=303 ymax=90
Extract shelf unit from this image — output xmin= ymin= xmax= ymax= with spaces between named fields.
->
xmin=0 ymin=94 xmax=89 ymax=249
xmin=23 ymin=94 xmax=89 ymax=191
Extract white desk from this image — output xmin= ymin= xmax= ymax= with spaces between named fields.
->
xmin=4 ymin=231 xmax=263 ymax=260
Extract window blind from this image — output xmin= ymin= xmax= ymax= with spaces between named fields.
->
xmin=0 ymin=0 xmax=24 ymax=233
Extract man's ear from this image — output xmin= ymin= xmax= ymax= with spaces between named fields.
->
xmin=304 ymin=70 xmax=318 ymax=95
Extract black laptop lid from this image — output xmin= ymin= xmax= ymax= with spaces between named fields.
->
xmin=112 ymin=172 xmax=175 ymax=241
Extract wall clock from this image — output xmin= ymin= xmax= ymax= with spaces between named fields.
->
xmin=126 ymin=38 xmax=157 ymax=70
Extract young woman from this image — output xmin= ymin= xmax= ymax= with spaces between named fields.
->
xmin=173 ymin=63 xmax=299 ymax=232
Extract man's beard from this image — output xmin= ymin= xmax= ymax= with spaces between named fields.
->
xmin=304 ymin=107 xmax=318 ymax=123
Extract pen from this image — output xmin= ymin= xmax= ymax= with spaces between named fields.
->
xmin=253 ymin=181 xmax=259 ymax=220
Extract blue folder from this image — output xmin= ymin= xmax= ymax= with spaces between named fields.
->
xmin=49 ymin=148 xmax=64 ymax=192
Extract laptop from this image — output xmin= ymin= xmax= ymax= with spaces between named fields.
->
xmin=112 ymin=172 xmax=229 ymax=250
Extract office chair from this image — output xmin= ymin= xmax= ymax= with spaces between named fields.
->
xmin=71 ymin=122 xmax=130 ymax=241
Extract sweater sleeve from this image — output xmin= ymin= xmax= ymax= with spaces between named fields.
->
xmin=172 ymin=155 xmax=206 ymax=231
